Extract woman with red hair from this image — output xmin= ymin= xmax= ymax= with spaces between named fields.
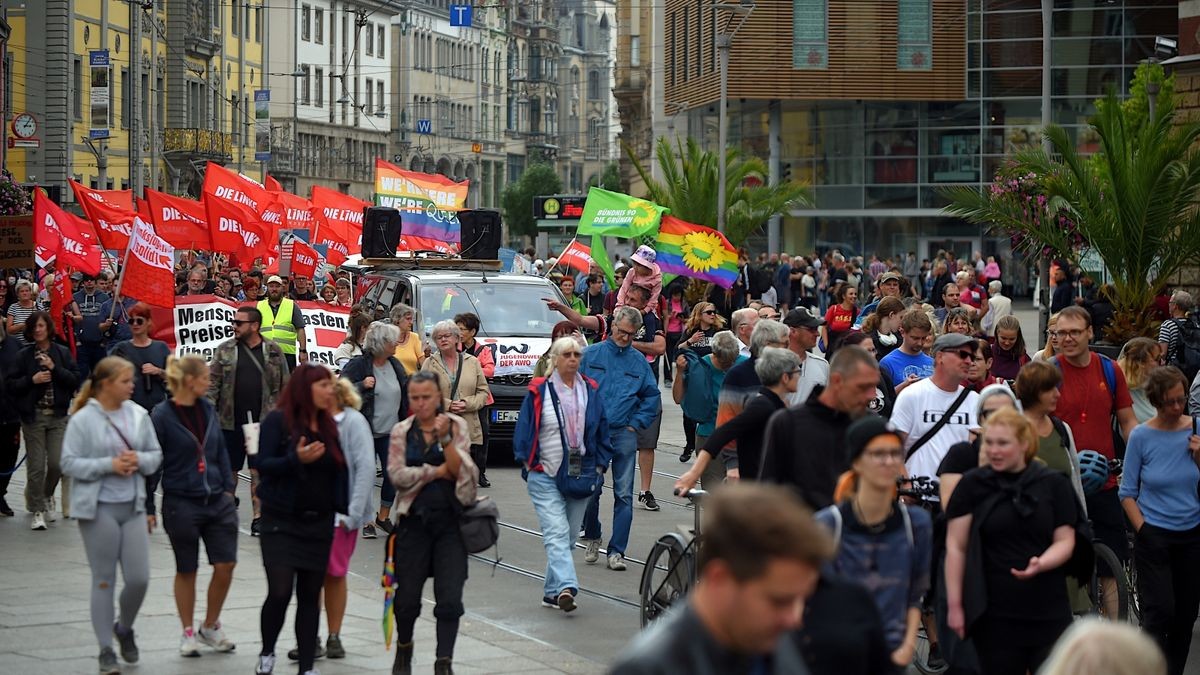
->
xmin=251 ymin=364 xmax=348 ymax=675
xmin=109 ymin=303 xmax=171 ymax=413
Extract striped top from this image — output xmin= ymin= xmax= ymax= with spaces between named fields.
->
xmin=6 ymin=301 xmax=41 ymax=344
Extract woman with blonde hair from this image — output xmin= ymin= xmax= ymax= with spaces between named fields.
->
xmin=861 ymin=296 xmax=905 ymax=360
xmin=61 ymin=356 xmax=163 ymax=675
xmin=1033 ymin=313 xmax=1061 ymax=362
xmin=1117 ymin=336 xmax=1163 ymax=423
xmin=1038 ymin=618 xmax=1165 ymax=675
xmin=945 ymin=408 xmax=1081 ymax=675
xmin=150 ymin=355 xmax=238 ymax=657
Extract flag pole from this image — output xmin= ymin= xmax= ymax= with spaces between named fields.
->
xmin=544 ymin=235 xmax=578 ymax=277
xmin=109 ymin=235 xmax=136 ymax=321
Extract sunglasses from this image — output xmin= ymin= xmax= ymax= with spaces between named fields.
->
xmin=952 ymin=350 xmax=976 ymax=361
xmin=129 ymin=317 xmax=147 ymax=326
xmin=702 ymin=309 xmax=717 ymax=315
xmin=231 ymin=319 xmax=250 ymax=326
xmin=560 ymin=351 xmax=582 ymax=358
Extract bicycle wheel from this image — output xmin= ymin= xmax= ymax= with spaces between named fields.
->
xmin=911 ymin=624 xmax=948 ymax=675
xmin=638 ymin=532 xmax=695 ymax=627
xmin=1090 ymin=542 xmax=1131 ymax=622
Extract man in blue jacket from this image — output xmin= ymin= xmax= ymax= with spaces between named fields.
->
xmin=578 ymin=305 xmax=660 ymax=572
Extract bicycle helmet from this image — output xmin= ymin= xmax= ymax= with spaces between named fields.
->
xmin=1077 ymin=450 xmax=1109 ymax=495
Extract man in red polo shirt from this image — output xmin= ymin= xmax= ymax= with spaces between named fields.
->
xmin=1052 ymin=306 xmax=1138 ymax=617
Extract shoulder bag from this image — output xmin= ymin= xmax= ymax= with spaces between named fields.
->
xmin=546 ymin=380 xmax=600 ymax=499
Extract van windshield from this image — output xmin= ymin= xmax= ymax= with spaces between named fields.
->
xmin=419 ymin=281 xmax=566 ymax=338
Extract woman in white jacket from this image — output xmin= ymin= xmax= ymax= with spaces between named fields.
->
xmin=61 ymin=356 xmax=163 ymax=675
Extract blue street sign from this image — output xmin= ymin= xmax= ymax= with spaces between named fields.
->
xmin=89 ymin=129 xmax=110 ymax=140
xmin=415 ymin=119 xmax=432 ymax=134
xmin=449 ymin=4 xmax=472 ymax=27
xmin=89 ymin=49 xmax=110 ymax=67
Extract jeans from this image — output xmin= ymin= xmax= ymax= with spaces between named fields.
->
xmin=23 ymin=411 xmax=67 ymax=513
xmin=1135 ymin=522 xmax=1200 ymax=675
xmin=374 ymin=435 xmax=395 ymax=508
xmin=76 ymin=341 xmax=108 ymax=380
xmin=527 ymin=470 xmax=589 ymax=597
xmin=582 ymin=427 xmax=636 ymax=555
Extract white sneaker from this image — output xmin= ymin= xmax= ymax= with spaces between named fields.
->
xmin=179 ymin=629 xmax=200 ymax=657
xmin=46 ymin=497 xmax=58 ymax=521
xmin=197 ymin=622 xmax=235 ymax=652
xmin=607 ymin=553 xmax=627 ymax=571
xmin=584 ymin=539 xmax=601 ymax=564
xmin=255 ymin=653 xmax=276 ymax=674
xmin=30 ymin=512 xmax=46 ymax=530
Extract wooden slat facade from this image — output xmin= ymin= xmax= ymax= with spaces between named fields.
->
xmin=664 ymin=0 xmax=967 ymax=106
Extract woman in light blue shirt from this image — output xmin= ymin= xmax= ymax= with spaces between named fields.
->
xmin=1119 ymin=366 xmax=1200 ymax=675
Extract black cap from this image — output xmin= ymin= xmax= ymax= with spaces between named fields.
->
xmin=783 ymin=307 xmax=825 ymax=329
xmin=845 ymin=416 xmax=902 ymax=465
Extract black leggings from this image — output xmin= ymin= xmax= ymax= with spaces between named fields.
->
xmin=261 ymin=564 xmax=325 ymax=671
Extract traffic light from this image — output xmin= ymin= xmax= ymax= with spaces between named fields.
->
xmin=782 ymin=162 xmax=793 ymax=183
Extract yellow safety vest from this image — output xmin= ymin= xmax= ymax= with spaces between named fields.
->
xmin=258 ymin=298 xmax=299 ymax=355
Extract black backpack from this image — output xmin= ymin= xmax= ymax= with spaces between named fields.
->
xmin=1170 ymin=315 xmax=1200 ymax=383
xmin=749 ymin=264 xmax=774 ymax=297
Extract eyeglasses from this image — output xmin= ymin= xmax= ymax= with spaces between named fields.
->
xmin=1057 ymin=328 xmax=1086 ymax=341
xmin=614 ymin=327 xmax=636 ymax=338
xmin=434 ymin=334 xmax=456 ymax=340
xmin=560 ymin=351 xmax=582 ymax=358
xmin=129 ymin=318 xmax=147 ymax=326
xmin=1161 ymin=396 xmax=1188 ymax=408
xmin=952 ymin=350 xmax=976 ymax=361
xmin=862 ymin=449 xmax=905 ymax=464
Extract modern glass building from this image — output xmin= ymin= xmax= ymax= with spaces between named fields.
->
xmin=669 ymin=0 xmax=1176 ymax=269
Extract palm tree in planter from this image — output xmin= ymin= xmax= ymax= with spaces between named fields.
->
xmin=941 ymin=87 xmax=1200 ymax=344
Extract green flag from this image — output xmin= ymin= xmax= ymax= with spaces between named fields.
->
xmin=590 ymin=235 xmax=616 ymax=289
xmin=576 ymin=187 xmax=669 ymax=238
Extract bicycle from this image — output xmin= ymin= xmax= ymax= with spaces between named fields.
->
xmin=897 ymin=476 xmax=948 ymax=675
xmin=1085 ymin=459 xmax=1141 ymax=625
xmin=637 ymin=488 xmax=707 ymax=627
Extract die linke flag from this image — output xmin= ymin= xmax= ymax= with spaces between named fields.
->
xmin=289 ymin=238 xmax=320 ymax=280
xmin=264 ymin=174 xmax=285 ymax=192
xmin=205 ymin=195 xmax=268 ymax=261
xmin=121 ymin=217 xmax=176 ymax=308
xmin=311 ymin=185 xmax=368 ymax=259
xmin=70 ymin=180 xmax=136 ymax=251
xmin=556 ymin=239 xmax=593 ymax=273
xmin=33 ymin=190 xmax=102 ymax=275
xmin=202 ymin=161 xmax=269 ymax=215
xmin=145 ymin=189 xmax=212 ymax=250
xmin=373 ymin=159 xmax=468 ymax=243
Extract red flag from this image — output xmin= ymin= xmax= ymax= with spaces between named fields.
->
xmin=289 ymin=238 xmax=320 ymax=279
xmin=557 ymin=239 xmax=594 ymax=273
xmin=70 ymin=179 xmax=136 ymax=251
xmin=96 ymin=189 xmax=134 ymax=211
xmin=265 ymin=174 xmax=284 ymax=192
xmin=146 ymin=189 xmax=212 ymax=250
xmin=205 ymin=196 xmax=267 ymax=261
xmin=120 ymin=217 xmax=177 ymax=308
xmin=32 ymin=191 xmax=102 ymax=275
xmin=48 ymin=270 xmax=75 ymax=355
xmin=136 ymin=197 xmax=151 ymax=220
xmin=259 ymin=196 xmax=287 ymax=248
xmin=202 ymin=161 xmax=269 ymax=215
xmin=398 ymin=235 xmax=458 ymax=255
xmin=311 ymin=186 xmax=368 ymax=255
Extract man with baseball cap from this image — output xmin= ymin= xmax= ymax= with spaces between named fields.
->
xmin=258 ymin=275 xmax=308 ymax=369
xmin=854 ymin=270 xmax=904 ymax=329
xmin=782 ymin=307 xmax=830 ymax=405
xmin=890 ymin=332 xmax=980 ymax=483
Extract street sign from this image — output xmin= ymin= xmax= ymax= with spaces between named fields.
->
xmin=449 ymin=4 xmax=472 ymax=26
xmin=393 ymin=154 xmax=403 ymax=163
xmin=415 ymin=119 xmax=432 ymax=134
xmin=254 ymin=89 xmax=271 ymax=162
xmin=89 ymin=49 xmax=110 ymax=67
xmin=89 ymin=49 xmax=111 ymax=140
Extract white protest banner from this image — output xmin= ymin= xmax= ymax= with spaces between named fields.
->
xmin=478 ymin=337 xmax=552 ymax=377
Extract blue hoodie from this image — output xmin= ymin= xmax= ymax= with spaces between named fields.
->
xmin=579 ymin=337 xmax=660 ymax=430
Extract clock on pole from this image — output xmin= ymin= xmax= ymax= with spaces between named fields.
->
xmin=9 ymin=113 xmax=41 ymax=148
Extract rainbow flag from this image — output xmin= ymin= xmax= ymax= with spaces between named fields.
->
xmin=654 ymin=216 xmax=739 ymax=289
xmin=374 ymin=159 xmax=468 ymax=243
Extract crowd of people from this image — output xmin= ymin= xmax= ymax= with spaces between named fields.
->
xmin=4 ymin=241 xmax=1200 ymax=675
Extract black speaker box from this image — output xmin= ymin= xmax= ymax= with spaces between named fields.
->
xmin=361 ymin=206 xmax=403 ymax=258
xmin=458 ymin=209 xmax=502 ymax=260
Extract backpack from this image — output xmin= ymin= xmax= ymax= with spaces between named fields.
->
xmin=824 ymin=500 xmax=915 ymax=551
xmin=1170 ymin=316 xmax=1200 ymax=383
xmin=680 ymin=351 xmax=720 ymax=423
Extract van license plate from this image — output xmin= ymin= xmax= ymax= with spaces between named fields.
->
xmin=492 ymin=409 xmax=519 ymax=423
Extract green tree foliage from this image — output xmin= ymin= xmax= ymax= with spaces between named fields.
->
xmin=625 ymin=136 xmax=812 ymax=248
xmin=942 ymin=81 xmax=1200 ymax=342
xmin=590 ymin=162 xmax=623 ymax=192
xmin=501 ymin=163 xmax=562 ymax=240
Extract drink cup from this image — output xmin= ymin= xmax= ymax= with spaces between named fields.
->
xmin=243 ymin=421 xmax=261 ymax=456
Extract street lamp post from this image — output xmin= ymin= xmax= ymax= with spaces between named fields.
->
xmin=713 ymin=1 xmax=754 ymax=234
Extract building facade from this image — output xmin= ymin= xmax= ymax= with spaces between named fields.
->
xmin=7 ymin=0 xmax=266 ymax=200
xmin=636 ymin=0 xmax=1176 ymax=267
xmin=266 ymin=0 xmax=395 ymax=199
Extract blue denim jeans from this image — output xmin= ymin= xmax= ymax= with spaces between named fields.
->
xmin=526 ymin=470 xmax=589 ymax=597
xmin=582 ymin=426 xmax=637 ymax=555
